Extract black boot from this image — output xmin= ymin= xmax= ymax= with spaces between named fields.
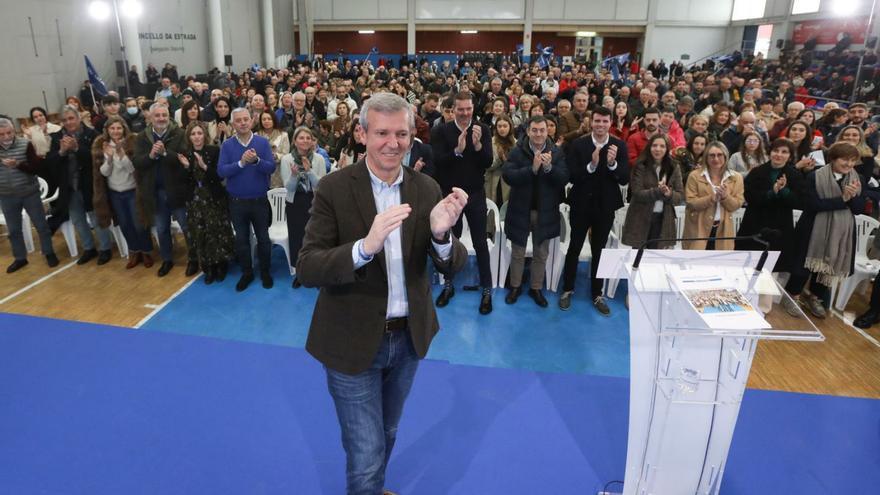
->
xmin=203 ymin=265 xmax=216 ymax=285
xmin=436 ymin=284 xmax=455 ymax=307
xmin=77 ymin=249 xmax=97 ymax=265
xmin=96 ymin=249 xmax=112 ymax=265
xmin=185 ymin=260 xmax=199 ymax=277
xmin=216 ymin=261 xmax=228 ymax=282
xmin=236 ymin=270 xmax=254 ymax=292
xmin=261 ymin=270 xmax=273 ymax=289
xmin=479 ymin=288 xmax=493 ymax=315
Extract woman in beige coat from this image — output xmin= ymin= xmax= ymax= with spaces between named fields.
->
xmin=683 ymin=141 xmax=745 ymax=250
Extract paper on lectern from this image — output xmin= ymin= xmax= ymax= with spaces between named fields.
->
xmin=670 ymin=271 xmax=771 ymax=330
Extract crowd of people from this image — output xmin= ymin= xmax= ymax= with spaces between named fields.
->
xmin=4 ymin=47 xmax=880 ymax=326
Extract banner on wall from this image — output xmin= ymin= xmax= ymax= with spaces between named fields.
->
xmin=792 ymin=17 xmax=869 ymax=45
xmin=139 ymin=31 xmax=198 ymax=54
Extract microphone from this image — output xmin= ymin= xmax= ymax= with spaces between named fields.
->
xmin=632 ymin=229 xmax=777 ymax=270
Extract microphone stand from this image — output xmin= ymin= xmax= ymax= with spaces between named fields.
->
xmin=632 ymin=234 xmax=770 ymax=271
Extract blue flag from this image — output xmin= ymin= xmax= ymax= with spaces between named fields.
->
xmin=601 ymin=53 xmax=630 ymax=80
xmin=84 ymin=55 xmax=108 ymax=97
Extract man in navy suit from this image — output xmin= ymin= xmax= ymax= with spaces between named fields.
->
xmin=559 ymin=106 xmax=629 ymax=315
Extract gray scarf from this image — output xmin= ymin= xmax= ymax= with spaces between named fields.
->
xmin=804 ymin=166 xmax=860 ymax=285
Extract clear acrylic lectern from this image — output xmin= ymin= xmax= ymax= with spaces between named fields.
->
xmin=596 ymin=248 xmax=824 ymax=495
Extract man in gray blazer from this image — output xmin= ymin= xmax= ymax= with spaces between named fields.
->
xmin=297 ymin=92 xmax=468 ymax=495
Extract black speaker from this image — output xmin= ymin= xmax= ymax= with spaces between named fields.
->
xmin=867 ymin=36 xmax=877 ymax=49
xmin=115 ymin=60 xmax=126 ymax=77
xmin=224 ymin=54 xmax=233 ymax=66
xmin=804 ymin=37 xmax=818 ymax=50
xmin=776 ymin=39 xmax=784 ymax=49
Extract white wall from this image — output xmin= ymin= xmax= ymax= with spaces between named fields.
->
xmin=644 ymin=26 xmax=732 ymax=63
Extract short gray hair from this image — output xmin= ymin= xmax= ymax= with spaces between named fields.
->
xmin=231 ymin=107 xmax=251 ymax=119
xmin=0 ymin=118 xmax=14 ymax=129
xmin=60 ymin=105 xmax=81 ymax=119
xmin=359 ymin=93 xmax=414 ymax=132
xmin=149 ymin=102 xmax=169 ymax=114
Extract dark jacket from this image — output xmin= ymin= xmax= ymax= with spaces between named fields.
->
xmin=296 ymin=162 xmax=468 ymax=375
xmin=431 ymin=120 xmax=493 ymax=193
xmin=566 ymin=134 xmax=630 ymax=216
xmin=735 ymin=162 xmax=804 ymax=272
xmin=787 ymin=170 xmax=865 ymax=277
xmin=183 ymin=145 xmax=226 ymax=204
xmin=45 ymin=125 xmax=99 ymax=218
xmin=408 ymin=140 xmax=436 ymax=178
xmin=132 ymin=123 xmax=189 ymax=225
xmin=501 ymin=138 xmax=569 ymax=246
xmin=123 ymin=111 xmax=147 ymax=134
xmin=621 ymin=160 xmax=684 ymax=248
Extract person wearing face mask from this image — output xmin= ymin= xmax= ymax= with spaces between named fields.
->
xmin=781 ymin=142 xmax=865 ymax=319
xmin=0 ymin=118 xmax=58 ymax=273
xmin=92 ymin=115 xmax=154 ymax=269
xmin=122 ymin=98 xmax=146 ymax=133
xmin=46 ymin=105 xmax=113 ymax=264
xmin=133 ymin=103 xmax=198 ymax=278
xmin=735 ymin=138 xmax=803 ymax=274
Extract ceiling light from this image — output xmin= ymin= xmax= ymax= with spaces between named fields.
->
xmin=576 ymin=31 xmax=597 ymax=37
xmin=88 ymin=1 xmax=111 ymax=20
xmin=358 ymin=30 xmax=375 ymax=34
xmin=461 ymin=30 xmax=478 ymax=34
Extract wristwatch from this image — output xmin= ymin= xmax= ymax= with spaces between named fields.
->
xmin=433 ymin=231 xmax=451 ymax=244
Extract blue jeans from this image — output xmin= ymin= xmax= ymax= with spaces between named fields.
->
xmin=0 ymin=191 xmax=55 ymax=260
xmin=325 ymin=329 xmax=420 ymax=495
xmin=108 ymin=189 xmax=152 ymax=253
xmin=228 ymin=196 xmax=271 ymax=273
xmin=68 ymin=189 xmax=112 ymax=252
xmin=154 ymin=188 xmax=191 ymax=262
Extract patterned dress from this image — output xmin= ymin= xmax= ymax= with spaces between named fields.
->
xmin=185 ymin=145 xmax=234 ymax=266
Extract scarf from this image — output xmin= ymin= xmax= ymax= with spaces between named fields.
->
xmin=292 ymin=149 xmax=315 ymax=192
xmin=804 ymin=165 xmax=860 ymax=285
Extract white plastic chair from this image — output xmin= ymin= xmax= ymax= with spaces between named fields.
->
xmin=604 ymin=204 xmax=630 ymax=298
xmin=548 ymin=203 xmax=590 ymax=292
xmin=732 ymin=207 xmax=745 ymax=236
xmin=834 ymin=214 xmax=880 ymax=311
xmin=267 ymin=188 xmax=294 ymax=275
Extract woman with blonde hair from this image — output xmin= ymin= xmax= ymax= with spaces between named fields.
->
xmin=682 ymin=141 xmax=745 ymax=250
xmin=281 ymin=126 xmax=327 ymax=287
xmin=91 ymin=115 xmax=153 ymax=268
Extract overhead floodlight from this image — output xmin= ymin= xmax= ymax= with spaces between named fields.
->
xmin=358 ymin=30 xmax=375 ymax=34
xmin=461 ymin=30 xmax=478 ymax=34
xmin=120 ymin=0 xmax=143 ymax=18
xmin=88 ymin=0 xmax=111 ymax=20
xmin=576 ymin=31 xmax=597 ymax=37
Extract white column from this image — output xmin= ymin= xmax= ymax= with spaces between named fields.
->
xmin=407 ymin=0 xmax=416 ymax=55
xmin=297 ymin=0 xmax=312 ymax=57
xmin=262 ymin=0 xmax=276 ymax=67
xmin=642 ymin=0 xmax=660 ymax=65
xmin=120 ymin=11 xmax=143 ymax=80
xmin=207 ymin=0 xmax=226 ymax=70
xmin=523 ymin=0 xmax=533 ymax=64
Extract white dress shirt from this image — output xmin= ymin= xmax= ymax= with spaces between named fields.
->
xmin=351 ymin=164 xmax=452 ymax=318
